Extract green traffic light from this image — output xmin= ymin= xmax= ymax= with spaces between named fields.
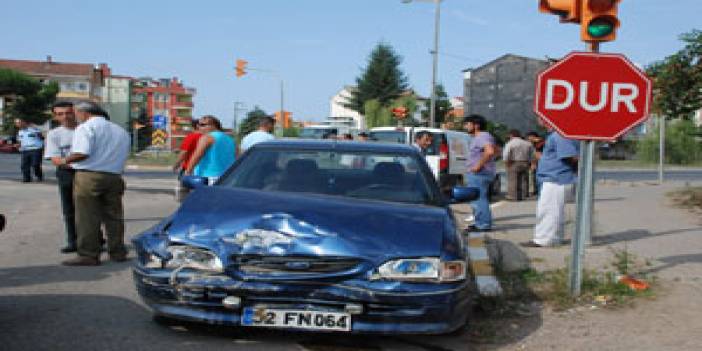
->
xmin=588 ymin=18 xmax=614 ymax=37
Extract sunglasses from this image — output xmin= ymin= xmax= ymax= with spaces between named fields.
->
xmin=198 ymin=123 xmax=211 ymax=127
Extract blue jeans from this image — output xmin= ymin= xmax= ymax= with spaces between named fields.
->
xmin=467 ymin=173 xmax=493 ymax=230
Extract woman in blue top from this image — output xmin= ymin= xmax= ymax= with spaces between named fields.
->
xmin=185 ymin=115 xmax=236 ymax=184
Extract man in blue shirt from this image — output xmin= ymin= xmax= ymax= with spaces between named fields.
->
xmin=240 ymin=116 xmax=275 ymax=153
xmin=522 ymin=128 xmax=580 ymax=247
xmin=15 ymin=118 xmax=44 ymax=182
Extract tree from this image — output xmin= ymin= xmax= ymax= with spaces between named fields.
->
xmin=345 ymin=43 xmax=409 ymax=114
xmin=239 ymin=106 xmax=269 ymax=137
xmin=646 ymin=29 xmax=702 ymax=120
xmin=0 ymin=68 xmax=59 ymax=132
xmin=637 ymin=119 xmax=702 ymax=164
xmin=421 ymin=83 xmax=451 ymax=125
xmin=283 ymin=126 xmax=300 ymax=137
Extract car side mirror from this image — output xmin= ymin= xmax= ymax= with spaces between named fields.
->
xmin=451 ymin=186 xmax=479 ymax=203
xmin=181 ymin=175 xmax=208 ymax=190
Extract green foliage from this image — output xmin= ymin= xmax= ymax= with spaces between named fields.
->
xmin=636 ymin=119 xmax=702 ymax=164
xmin=239 ymin=106 xmax=269 ymax=137
xmin=486 ymin=121 xmax=509 ymax=146
xmin=345 ymin=42 xmax=409 ymax=115
xmin=0 ymin=68 xmax=59 ymax=132
xmin=282 ymin=126 xmax=300 ymax=137
xmin=363 ymin=99 xmax=393 ymax=128
xmin=421 ymin=83 xmax=451 ymax=124
xmin=646 ymin=29 xmax=702 ymax=120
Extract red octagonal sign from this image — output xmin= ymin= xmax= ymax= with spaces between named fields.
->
xmin=535 ymin=52 xmax=653 ymax=141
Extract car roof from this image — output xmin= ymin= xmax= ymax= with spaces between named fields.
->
xmin=252 ymin=139 xmax=418 ymax=154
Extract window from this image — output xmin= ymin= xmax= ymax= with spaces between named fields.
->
xmin=220 ymin=148 xmax=439 ymax=206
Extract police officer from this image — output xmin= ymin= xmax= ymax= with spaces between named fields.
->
xmin=15 ymin=118 xmax=44 ymax=182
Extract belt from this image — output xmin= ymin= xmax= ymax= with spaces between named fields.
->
xmin=75 ymin=169 xmax=121 ymax=176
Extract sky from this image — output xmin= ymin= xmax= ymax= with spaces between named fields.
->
xmin=1 ymin=0 xmax=700 ymax=128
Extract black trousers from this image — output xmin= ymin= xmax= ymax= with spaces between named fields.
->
xmin=20 ymin=149 xmax=43 ymax=182
xmin=56 ymin=168 xmax=77 ymax=247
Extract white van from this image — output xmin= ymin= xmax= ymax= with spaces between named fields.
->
xmin=369 ymin=126 xmax=501 ymax=197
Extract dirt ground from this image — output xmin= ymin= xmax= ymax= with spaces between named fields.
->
xmin=454 ymin=180 xmax=702 ymax=351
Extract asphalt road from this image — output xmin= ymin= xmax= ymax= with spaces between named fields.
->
xmin=0 ymin=153 xmax=699 ymax=350
xmin=2 ymin=153 xmax=522 ymax=351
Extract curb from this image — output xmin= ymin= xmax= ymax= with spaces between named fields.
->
xmin=466 ymin=231 xmax=503 ymax=296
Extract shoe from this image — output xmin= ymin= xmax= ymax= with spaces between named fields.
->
xmin=60 ymin=246 xmax=77 ymax=254
xmin=466 ymin=225 xmax=492 ymax=232
xmin=519 ymin=240 xmax=543 ymax=248
xmin=464 ymin=215 xmax=475 ymax=223
xmin=62 ymin=256 xmax=100 ymax=266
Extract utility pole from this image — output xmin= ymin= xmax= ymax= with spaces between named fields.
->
xmin=233 ymin=101 xmax=245 ymax=134
xmin=659 ymin=114 xmax=665 ymax=184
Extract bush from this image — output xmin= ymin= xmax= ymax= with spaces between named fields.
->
xmin=637 ymin=119 xmax=702 ymax=164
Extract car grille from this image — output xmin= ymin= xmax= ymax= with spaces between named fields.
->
xmin=230 ymin=255 xmax=362 ymax=275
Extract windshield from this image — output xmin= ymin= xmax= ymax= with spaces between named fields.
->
xmin=300 ymin=128 xmax=337 ymax=139
xmin=369 ymin=131 xmax=406 ymax=144
xmin=219 ymin=148 xmax=439 ymax=205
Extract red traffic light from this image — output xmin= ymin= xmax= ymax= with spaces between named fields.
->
xmin=539 ymin=0 xmax=581 ymax=23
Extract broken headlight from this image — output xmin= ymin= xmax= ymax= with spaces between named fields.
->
xmin=145 ymin=245 xmax=223 ymax=272
xmin=377 ymin=258 xmax=465 ymax=282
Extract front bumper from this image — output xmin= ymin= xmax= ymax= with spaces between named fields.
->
xmin=133 ymin=267 xmax=474 ymax=334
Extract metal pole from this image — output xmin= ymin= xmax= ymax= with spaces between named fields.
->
xmin=278 ymin=79 xmax=284 ymax=137
xmin=429 ymin=0 xmax=441 ymax=128
xmin=569 ymin=42 xmax=599 ymax=297
xmin=659 ymin=115 xmax=665 ymax=184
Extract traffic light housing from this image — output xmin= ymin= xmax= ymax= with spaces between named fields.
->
xmin=539 ymin=0 xmax=581 ymax=23
xmin=581 ymin=0 xmax=620 ymax=42
xmin=392 ymin=106 xmax=409 ymax=119
xmin=235 ymin=59 xmax=248 ymax=78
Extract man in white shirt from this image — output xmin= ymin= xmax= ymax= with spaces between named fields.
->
xmin=59 ymin=101 xmax=130 ymax=266
xmin=44 ymin=102 xmax=79 ymax=253
xmin=240 ymin=116 xmax=275 ymax=153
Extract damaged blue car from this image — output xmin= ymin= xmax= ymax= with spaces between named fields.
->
xmin=132 ymin=140 xmax=479 ymax=334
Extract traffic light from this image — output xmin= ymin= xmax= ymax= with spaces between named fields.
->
xmin=538 ymin=0 xmax=581 ymax=23
xmin=392 ymin=107 xmax=409 ymax=119
xmin=235 ymin=59 xmax=248 ymax=78
xmin=581 ymin=0 xmax=620 ymax=42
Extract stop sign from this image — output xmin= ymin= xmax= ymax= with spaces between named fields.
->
xmin=534 ymin=52 xmax=653 ymax=141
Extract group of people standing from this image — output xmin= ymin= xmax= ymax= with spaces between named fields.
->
xmin=42 ymin=101 xmax=131 ymax=266
xmin=173 ymin=114 xmax=275 ymax=187
xmin=456 ymin=114 xmax=580 ymax=249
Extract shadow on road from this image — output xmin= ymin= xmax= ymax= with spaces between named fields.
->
xmin=0 ymin=262 xmax=130 ymax=289
xmin=592 ymin=227 xmax=702 ymax=246
xmin=641 ymin=253 xmax=702 ymax=275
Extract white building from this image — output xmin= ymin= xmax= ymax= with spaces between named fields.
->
xmin=329 ymin=86 xmax=365 ymax=130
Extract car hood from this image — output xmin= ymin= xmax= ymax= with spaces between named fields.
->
xmin=166 ymin=186 xmax=450 ymax=261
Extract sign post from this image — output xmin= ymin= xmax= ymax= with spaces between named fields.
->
xmin=535 ymin=51 xmax=653 ymax=296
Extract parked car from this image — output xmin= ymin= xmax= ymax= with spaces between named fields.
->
xmin=369 ymin=127 xmax=501 ymax=198
xmin=132 ymin=140 xmax=479 ymax=334
xmin=0 ymin=136 xmax=19 ymax=153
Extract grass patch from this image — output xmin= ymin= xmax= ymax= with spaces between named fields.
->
xmin=668 ymin=187 xmax=702 ymax=212
xmin=128 ymin=152 xmax=178 ymax=167
xmin=483 ymin=246 xmax=656 ymax=313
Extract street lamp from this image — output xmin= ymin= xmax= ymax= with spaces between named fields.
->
xmin=402 ymin=0 xmax=442 ymax=128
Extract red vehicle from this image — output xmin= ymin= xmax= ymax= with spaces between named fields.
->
xmin=0 ymin=137 xmax=19 ymax=153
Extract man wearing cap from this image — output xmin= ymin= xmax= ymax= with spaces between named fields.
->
xmin=463 ymin=114 xmax=497 ymax=232
xmin=59 ymin=101 xmax=130 ymax=266
xmin=15 ymin=118 xmax=44 ymax=182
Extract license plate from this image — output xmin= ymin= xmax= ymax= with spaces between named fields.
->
xmin=241 ymin=307 xmax=351 ymax=331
